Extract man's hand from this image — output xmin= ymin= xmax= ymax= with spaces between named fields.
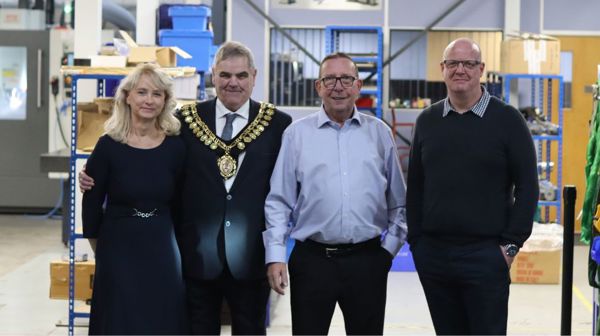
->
xmin=499 ymin=245 xmax=515 ymax=268
xmin=78 ymin=166 xmax=95 ymax=192
xmin=267 ymin=262 xmax=288 ymax=295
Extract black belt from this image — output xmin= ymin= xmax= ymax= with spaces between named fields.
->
xmin=297 ymin=237 xmax=381 ymax=258
xmin=104 ymin=205 xmax=170 ymax=218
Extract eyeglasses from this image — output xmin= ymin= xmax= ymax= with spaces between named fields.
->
xmin=319 ymin=75 xmax=356 ymax=88
xmin=442 ymin=60 xmax=482 ymax=70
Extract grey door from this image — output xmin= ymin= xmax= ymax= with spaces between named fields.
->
xmin=0 ymin=30 xmax=59 ymax=211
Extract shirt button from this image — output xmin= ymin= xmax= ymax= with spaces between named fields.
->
xmin=226 ymin=194 xmax=232 ymax=200
xmin=343 ymin=172 xmax=347 ymax=176
xmin=225 ymin=221 xmax=231 ymax=227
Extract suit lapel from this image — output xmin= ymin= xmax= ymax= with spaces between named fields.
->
xmin=197 ymin=100 xmax=226 ymax=192
xmin=202 ymin=99 xmax=218 ymax=135
xmin=230 ymin=100 xmax=260 ymax=193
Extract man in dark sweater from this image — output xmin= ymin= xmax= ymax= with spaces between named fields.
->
xmin=406 ymin=38 xmax=539 ymax=335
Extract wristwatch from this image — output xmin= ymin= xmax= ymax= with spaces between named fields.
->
xmin=502 ymin=243 xmax=519 ymax=257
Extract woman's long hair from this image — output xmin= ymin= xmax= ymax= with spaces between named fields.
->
xmin=104 ymin=63 xmax=180 ymax=143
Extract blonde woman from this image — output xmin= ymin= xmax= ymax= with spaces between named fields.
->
xmin=82 ymin=63 xmax=188 ymax=334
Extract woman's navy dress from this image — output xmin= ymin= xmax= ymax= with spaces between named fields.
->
xmin=82 ymin=134 xmax=188 ymax=335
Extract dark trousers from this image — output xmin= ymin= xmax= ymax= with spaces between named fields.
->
xmin=289 ymin=238 xmax=393 ymax=335
xmin=412 ymin=237 xmax=511 ymax=335
xmin=185 ymin=265 xmax=270 ymax=335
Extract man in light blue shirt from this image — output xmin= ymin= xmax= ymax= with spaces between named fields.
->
xmin=263 ymin=52 xmax=407 ymax=335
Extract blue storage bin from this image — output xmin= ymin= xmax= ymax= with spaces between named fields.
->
xmin=159 ymin=29 xmax=214 ymax=72
xmin=168 ymin=5 xmax=211 ymax=30
xmin=390 ymin=243 xmax=416 ymax=272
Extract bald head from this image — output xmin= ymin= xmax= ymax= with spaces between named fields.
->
xmin=443 ymin=38 xmax=482 ymax=62
xmin=440 ymin=37 xmax=485 ymax=106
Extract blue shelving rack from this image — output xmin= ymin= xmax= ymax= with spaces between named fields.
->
xmin=488 ymin=73 xmax=564 ymax=223
xmin=68 ymin=73 xmax=125 ymax=335
xmin=325 ymin=26 xmax=383 ymax=119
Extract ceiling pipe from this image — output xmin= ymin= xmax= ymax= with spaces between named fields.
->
xmin=102 ymin=0 xmax=136 ymax=32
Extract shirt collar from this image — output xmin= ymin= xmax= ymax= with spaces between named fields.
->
xmin=443 ymin=85 xmax=491 ymax=118
xmin=316 ymin=105 xmax=362 ymax=128
xmin=216 ymin=99 xmax=250 ymax=120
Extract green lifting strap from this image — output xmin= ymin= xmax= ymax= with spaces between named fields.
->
xmin=582 ymin=82 xmax=600 ymax=244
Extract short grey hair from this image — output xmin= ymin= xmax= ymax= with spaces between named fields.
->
xmin=213 ymin=41 xmax=256 ymax=69
xmin=319 ymin=52 xmax=359 ymax=77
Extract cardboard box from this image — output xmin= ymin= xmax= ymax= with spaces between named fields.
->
xmin=119 ymin=30 xmax=191 ymax=67
xmin=94 ymin=97 xmax=114 ymax=114
xmin=76 ymin=101 xmax=111 ymax=152
xmin=501 ymin=36 xmax=560 ymax=75
xmin=510 ymin=250 xmax=561 ymax=284
xmin=50 ymin=260 xmax=95 ymax=300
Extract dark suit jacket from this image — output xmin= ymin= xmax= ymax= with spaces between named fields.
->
xmin=177 ymin=99 xmax=291 ymax=280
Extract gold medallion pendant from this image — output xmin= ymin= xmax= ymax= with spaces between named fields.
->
xmin=217 ymin=154 xmax=237 ymax=179
xmin=181 ymin=102 xmax=276 ymax=180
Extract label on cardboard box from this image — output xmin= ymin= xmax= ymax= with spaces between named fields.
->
xmin=509 ymin=250 xmax=561 ymax=284
xmin=523 ymin=40 xmax=547 ymax=74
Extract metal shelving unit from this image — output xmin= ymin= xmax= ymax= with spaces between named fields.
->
xmin=325 ymin=25 xmax=383 ymax=118
xmin=488 ymin=72 xmax=564 ymax=223
xmin=67 ymin=73 xmax=125 ymax=335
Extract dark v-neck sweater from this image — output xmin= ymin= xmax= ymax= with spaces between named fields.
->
xmin=406 ymin=96 xmax=539 ymax=247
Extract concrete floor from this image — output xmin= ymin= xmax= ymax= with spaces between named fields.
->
xmin=0 ymin=214 xmax=595 ymax=335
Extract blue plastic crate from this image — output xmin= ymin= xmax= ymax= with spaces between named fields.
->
xmin=159 ymin=29 xmax=214 ymax=72
xmin=168 ymin=5 xmax=211 ymax=30
xmin=390 ymin=243 xmax=416 ymax=272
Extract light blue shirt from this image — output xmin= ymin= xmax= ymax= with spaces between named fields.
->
xmin=263 ymin=106 xmax=408 ymax=264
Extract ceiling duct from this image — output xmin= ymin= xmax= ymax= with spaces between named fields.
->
xmin=103 ymin=0 xmax=135 ymax=32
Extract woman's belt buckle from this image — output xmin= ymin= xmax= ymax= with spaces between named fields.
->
xmin=132 ymin=208 xmax=157 ymax=218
